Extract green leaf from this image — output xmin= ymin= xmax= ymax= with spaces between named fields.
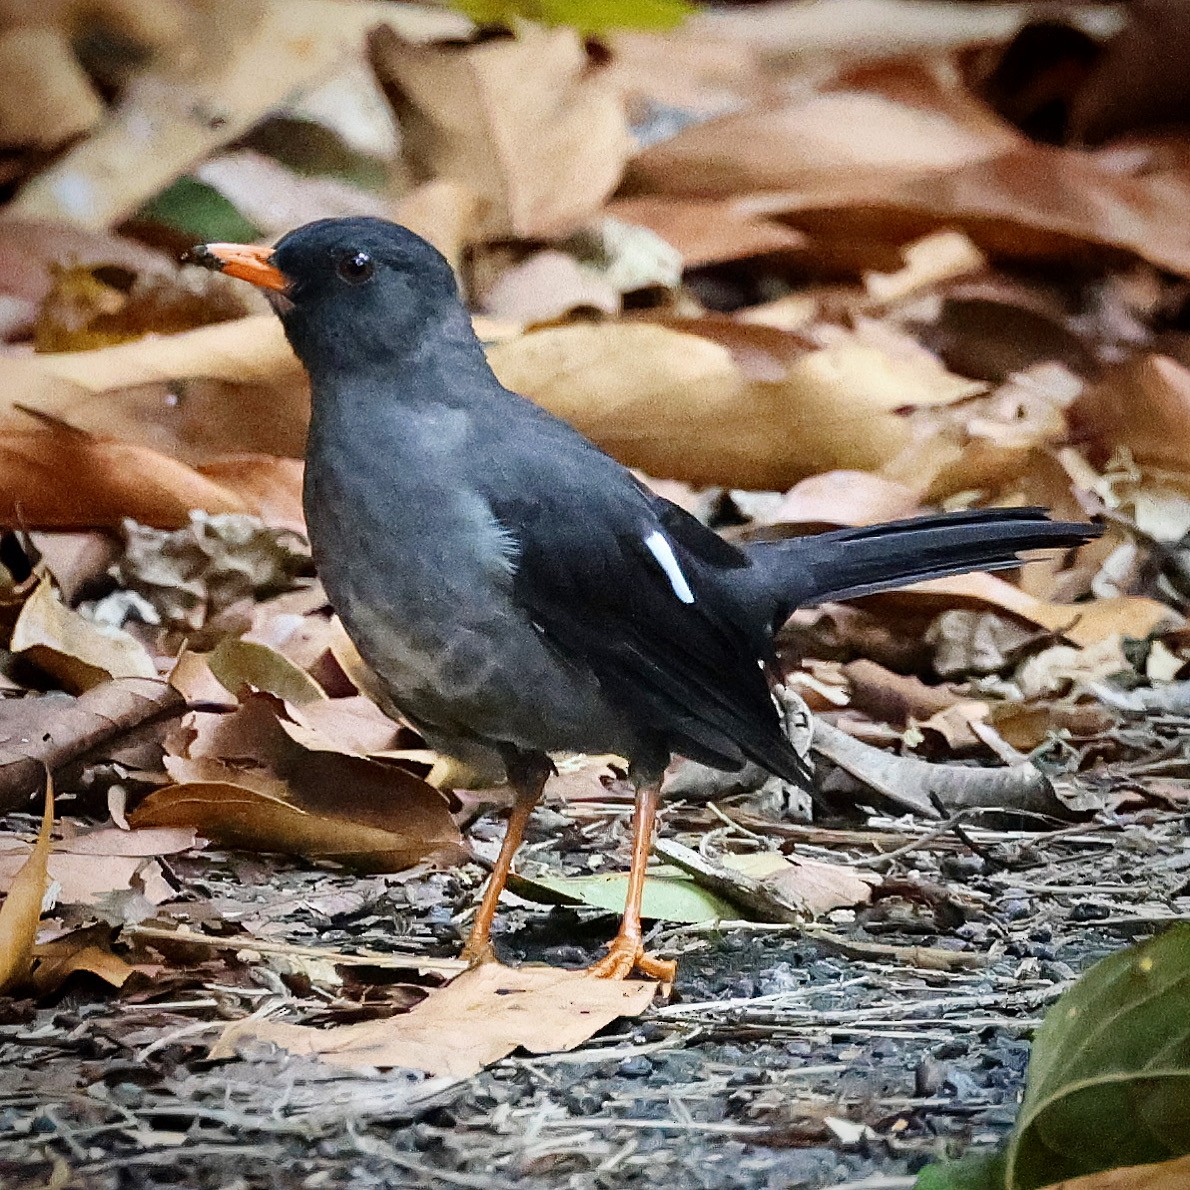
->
xmin=451 ymin=0 xmax=695 ymax=36
xmin=508 ymin=865 xmax=736 ymax=923
xmin=136 ymin=177 xmax=261 ymax=244
xmin=915 ymin=1151 xmax=1006 ymax=1190
xmin=1006 ymin=925 xmax=1190 ymax=1190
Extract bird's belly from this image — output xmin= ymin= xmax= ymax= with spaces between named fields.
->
xmin=304 ymin=465 xmax=629 ymax=760
xmin=338 ymin=592 xmax=627 ymax=758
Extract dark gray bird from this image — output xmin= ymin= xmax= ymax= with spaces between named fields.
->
xmin=192 ymin=217 xmax=1099 ymax=980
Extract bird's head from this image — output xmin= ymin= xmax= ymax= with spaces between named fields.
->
xmin=189 ymin=217 xmax=466 ymax=379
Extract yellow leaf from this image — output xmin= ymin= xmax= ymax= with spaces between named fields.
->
xmin=11 ymin=577 xmax=157 ymax=693
xmin=0 ymin=776 xmax=53 ymax=994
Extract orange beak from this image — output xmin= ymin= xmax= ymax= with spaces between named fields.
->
xmin=188 ymin=242 xmax=290 ymax=292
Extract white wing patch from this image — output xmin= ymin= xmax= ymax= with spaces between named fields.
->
xmin=644 ymin=529 xmax=695 ymax=604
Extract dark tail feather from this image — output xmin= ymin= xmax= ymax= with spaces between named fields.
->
xmin=745 ymin=507 xmax=1101 ymax=628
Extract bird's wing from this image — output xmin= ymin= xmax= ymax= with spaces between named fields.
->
xmin=486 ymin=468 xmax=809 ymax=785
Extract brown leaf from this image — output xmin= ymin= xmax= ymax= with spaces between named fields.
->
xmin=370 ymin=24 xmax=631 ymax=240
xmin=0 ymin=678 xmax=185 ymax=816
xmin=0 ymin=221 xmax=171 ymax=343
xmin=8 ymin=1 xmax=468 ymax=228
xmin=33 ymin=263 xmax=250 ymax=353
xmin=141 ymin=694 xmax=463 ymax=872
xmin=863 ymin=229 xmax=987 ymax=304
xmin=843 ymin=659 xmax=986 ymax=734
xmin=0 ymin=315 xmax=308 ymax=462
xmin=210 ymin=963 xmax=656 ymax=1074
xmin=0 ymin=26 xmax=102 ymax=150
xmin=11 ymin=577 xmax=157 ymax=693
xmin=0 ymin=825 xmax=196 ymax=907
xmin=728 ymin=851 xmax=878 ymax=918
xmin=765 ymin=472 xmax=922 ymax=528
xmin=903 ymin=572 xmax=1181 ymax=647
xmin=30 ymin=932 xmax=135 ymax=995
xmin=605 ymin=196 xmax=805 ymax=268
xmin=1070 ymin=354 xmax=1190 ymax=471
xmin=394 ymin=179 xmax=483 ymax=275
xmin=488 ymin=322 xmax=978 ymax=489
xmin=813 ymin=716 xmax=1065 ymax=817
xmin=781 ymin=145 xmax=1190 ymax=278
xmin=130 ymin=781 xmax=458 ymax=873
xmin=480 ymin=250 xmax=621 ymax=324
xmin=207 ymin=638 xmax=327 ymax=707
xmin=629 ymin=77 xmax=1017 ymax=200
xmin=700 ymin=0 xmax=1047 ymax=61
xmin=0 ymin=777 xmax=52 ymax=994
xmin=1070 ymin=2 xmax=1190 ymax=145
xmin=0 ymin=426 xmax=303 ymax=530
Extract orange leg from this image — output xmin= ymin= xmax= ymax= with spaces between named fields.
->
xmin=461 ymin=754 xmax=551 ymax=965
xmin=586 ymin=781 xmax=677 ymax=983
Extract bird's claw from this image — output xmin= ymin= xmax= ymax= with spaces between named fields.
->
xmin=460 ymin=938 xmax=498 ymax=966
xmin=586 ymin=937 xmax=676 ymax=983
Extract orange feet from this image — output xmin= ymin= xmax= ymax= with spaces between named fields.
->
xmin=587 ymin=935 xmax=676 ymax=982
xmin=460 ymin=937 xmax=498 ymax=966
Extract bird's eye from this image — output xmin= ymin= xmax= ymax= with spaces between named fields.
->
xmin=336 ymin=251 xmax=374 ymax=284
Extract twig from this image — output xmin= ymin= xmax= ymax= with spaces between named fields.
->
xmin=800 ymin=927 xmax=988 ymax=971
xmin=652 ymin=837 xmax=805 ymax=923
xmin=125 ymin=925 xmax=468 ymax=975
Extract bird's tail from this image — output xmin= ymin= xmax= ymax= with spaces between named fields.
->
xmin=745 ymin=506 xmax=1101 ymax=629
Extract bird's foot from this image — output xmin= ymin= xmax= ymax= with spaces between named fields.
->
xmin=586 ymin=937 xmax=676 ymax=982
xmin=460 ymin=938 xmax=498 ymax=966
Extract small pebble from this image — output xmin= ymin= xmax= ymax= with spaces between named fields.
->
xmin=1069 ymin=902 xmax=1110 ymax=922
xmin=617 ymin=1056 xmax=653 ymax=1078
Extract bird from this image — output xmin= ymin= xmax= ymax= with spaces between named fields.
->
xmin=191 ymin=217 xmax=1100 ymax=981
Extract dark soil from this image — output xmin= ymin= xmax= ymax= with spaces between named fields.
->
xmin=0 ymin=798 xmax=1182 ymax=1190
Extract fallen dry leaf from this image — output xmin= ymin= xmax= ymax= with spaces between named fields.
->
xmin=0 ymin=825 xmax=197 ymax=908
xmin=629 ymin=73 xmax=1018 ymax=200
xmin=0 ymin=25 xmax=103 ymax=150
xmin=30 ymin=930 xmax=136 ymax=995
xmin=138 ymin=693 xmax=463 ymax=871
xmin=765 ymin=472 xmax=922 ymax=527
xmin=207 ymin=638 xmax=327 ymax=707
xmin=812 ymin=716 xmax=1064 ymax=817
xmin=210 ymin=963 xmax=656 ymax=1075
xmin=0 ymin=426 xmax=304 ymax=530
xmin=727 ymin=851 xmax=878 ymax=918
xmin=371 ymin=23 xmax=631 ymax=240
xmin=1070 ymin=354 xmax=1190 ymax=472
xmin=0 ymin=678 xmax=184 ymax=816
xmin=699 ymin=0 xmax=1058 ymax=61
xmin=843 ymin=658 xmax=988 ymax=746
xmin=0 ymin=316 xmax=308 ymax=463
xmin=0 ymin=777 xmax=52 ymax=993
xmin=863 ymin=229 xmax=987 ymax=304
xmin=11 ymin=577 xmax=157 ymax=692
xmin=488 ymin=322 xmax=978 ymax=489
xmin=130 ymin=780 xmax=459 ymax=873
xmin=393 ymin=178 xmax=482 ymax=275
xmin=480 ymin=250 xmax=621 ymax=324
xmin=7 ymin=0 xmax=467 ymax=228
xmin=0 ymin=221 xmax=172 ymax=341
xmin=605 ymin=195 xmax=806 ymax=269
xmin=902 ymin=572 xmax=1180 ymax=648
xmin=778 ymin=143 xmax=1190 ymax=278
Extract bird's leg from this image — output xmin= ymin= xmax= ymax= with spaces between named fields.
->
xmin=461 ymin=751 xmax=552 ymax=965
xmin=586 ymin=780 xmax=677 ymax=982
